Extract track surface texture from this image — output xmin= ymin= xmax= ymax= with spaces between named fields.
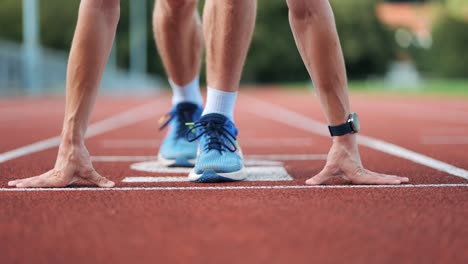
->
xmin=1 ymin=88 xmax=467 ymax=264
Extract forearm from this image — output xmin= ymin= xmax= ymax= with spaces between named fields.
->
xmin=62 ymin=0 xmax=120 ymax=145
xmin=288 ymin=0 xmax=349 ymax=126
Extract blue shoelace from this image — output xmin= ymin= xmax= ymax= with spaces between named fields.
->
xmin=160 ymin=109 xmax=196 ymax=139
xmin=186 ymin=120 xmax=237 ymax=153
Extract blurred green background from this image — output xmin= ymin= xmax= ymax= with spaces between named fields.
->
xmin=0 ymin=0 xmax=467 ymax=95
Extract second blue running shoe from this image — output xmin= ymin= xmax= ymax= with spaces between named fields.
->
xmin=186 ymin=113 xmax=246 ymax=183
xmin=158 ymin=102 xmax=202 ymax=167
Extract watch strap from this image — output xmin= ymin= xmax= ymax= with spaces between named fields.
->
xmin=328 ymin=122 xmax=353 ymax=136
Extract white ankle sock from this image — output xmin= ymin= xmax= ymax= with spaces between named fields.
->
xmin=202 ymin=87 xmax=237 ymax=121
xmin=169 ymin=75 xmax=203 ymax=106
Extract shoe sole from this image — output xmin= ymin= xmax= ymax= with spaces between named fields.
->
xmin=188 ymin=167 xmax=247 ymax=183
xmin=158 ymin=153 xmax=196 ymax=168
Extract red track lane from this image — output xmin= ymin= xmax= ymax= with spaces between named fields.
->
xmin=1 ymin=88 xmax=467 ymax=264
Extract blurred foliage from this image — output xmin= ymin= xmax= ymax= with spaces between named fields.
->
xmin=331 ymin=0 xmax=396 ymax=79
xmin=411 ymin=7 xmax=468 ymax=78
xmin=244 ymin=1 xmax=307 ymax=83
xmin=446 ymin=0 xmax=468 ymax=21
xmin=0 ymin=0 xmax=23 ymax=41
xmin=1 ymin=0 xmax=396 ymax=82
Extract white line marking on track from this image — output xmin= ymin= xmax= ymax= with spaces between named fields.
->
xmin=99 ymin=137 xmax=315 ymax=148
xmin=1 ymin=184 xmax=467 ymax=192
xmin=91 ymin=154 xmax=327 ymax=162
xmin=130 ymin=160 xmax=285 ymax=174
xmin=245 ymin=97 xmax=468 ymax=180
xmin=126 ymin=165 xmax=293 ymax=182
xmin=0 ymin=100 xmax=164 ymax=163
xmin=421 ymin=136 xmax=468 ymax=145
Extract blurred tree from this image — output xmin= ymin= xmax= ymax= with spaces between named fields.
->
xmin=412 ymin=9 xmax=468 ymax=77
xmin=0 ymin=0 xmax=23 ymax=41
xmin=446 ymin=0 xmax=468 ymax=21
xmin=39 ymin=0 xmax=79 ymax=50
xmin=244 ymin=1 xmax=307 ymax=83
xmin=330 ymin=0 xmax=396 ymax=79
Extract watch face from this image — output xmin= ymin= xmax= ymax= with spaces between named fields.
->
xmin=349 ymin=112 xmax=360 ymax=132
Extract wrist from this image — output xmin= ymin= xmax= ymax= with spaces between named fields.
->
xmin=61 ymin=128 xmax=85 ymax=147
xmin=332 ymin=133 xmax=356 ymax=145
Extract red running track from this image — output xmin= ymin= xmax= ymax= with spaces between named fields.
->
xmin=0 ymin=88 xmax=467 ymax=264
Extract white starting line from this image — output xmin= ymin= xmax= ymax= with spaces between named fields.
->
xmin=126 ymin=162 xmax=292 ymax=182
xmin=91 ymin=154 xmax=327 ymax=163
xmin=1 ymin=184 xmax=467 ymax=192
xmin=91 ymin=154 xmax=324 ymax=183
xmin=99 ymin=137 xmax=315 ymax=148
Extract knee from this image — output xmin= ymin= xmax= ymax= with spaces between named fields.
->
xmin=160 ymin=0 xmax=198 ymax=15
xmin=286 ymin=0 xmax=326 ymax=21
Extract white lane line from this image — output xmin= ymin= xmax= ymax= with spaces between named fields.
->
xmin=91 ymin=154 xmax=327 ymax=163
xmin=126 ymin=166 xmax=293 ymax=182
xmin=130 ymin=160 xmax=285 ymax=174
xmin=421 ymin=136 xmax=468 ymax=145
xmin=1 ymin=184 xmax=467 ymax=192
xmin=0 ymin=100 xmax=164 ymax=163
xmin=124 ymin=167 xmax=293 ymax=182
xmin=245 ymin=97 xmax=468 ymax=180
xmin=99 ymin=137 xmax=315 ymax=148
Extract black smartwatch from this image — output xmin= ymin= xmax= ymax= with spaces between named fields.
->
xmin=328 ymin=112 xmax=360 ymax=137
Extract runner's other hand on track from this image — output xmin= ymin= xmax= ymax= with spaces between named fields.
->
xmin=8 ymin=143 xmax=114 ymax=188
xmin=306 ymin=135 xmax=409 ymax=185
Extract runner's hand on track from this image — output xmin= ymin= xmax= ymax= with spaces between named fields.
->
xmin=306 ymin=135 xmax=409 ymax=185
xmin=8 ymin=143 xmax=114 ymax=188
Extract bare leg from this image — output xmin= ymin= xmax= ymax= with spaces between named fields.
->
xmin=9 ymin=0 xmax=119 ymax=188
xmin=287 ymin=0 xmax=409 ymax=185
xmin=153 ymin=0 xmax=202 ymax=86
xmin=203 ymin=0 xmax=256 ymax=92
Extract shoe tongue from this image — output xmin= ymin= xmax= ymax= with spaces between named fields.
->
xmin=175 ymin=102 xmax=198 ymax=112
xmin=200 ymin=113 xmax=228 ymax=124
xmin=200 ymin=113 xmax=238 ymax=138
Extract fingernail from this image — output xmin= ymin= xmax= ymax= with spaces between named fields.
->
xmin=8 ymin=181 xmax=16 ymax=186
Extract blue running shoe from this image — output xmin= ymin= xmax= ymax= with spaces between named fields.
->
xmin=186 ymin=113 xmax=246 ymax=183
xmin=158 ymin=102 xmax=202 ymax=167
